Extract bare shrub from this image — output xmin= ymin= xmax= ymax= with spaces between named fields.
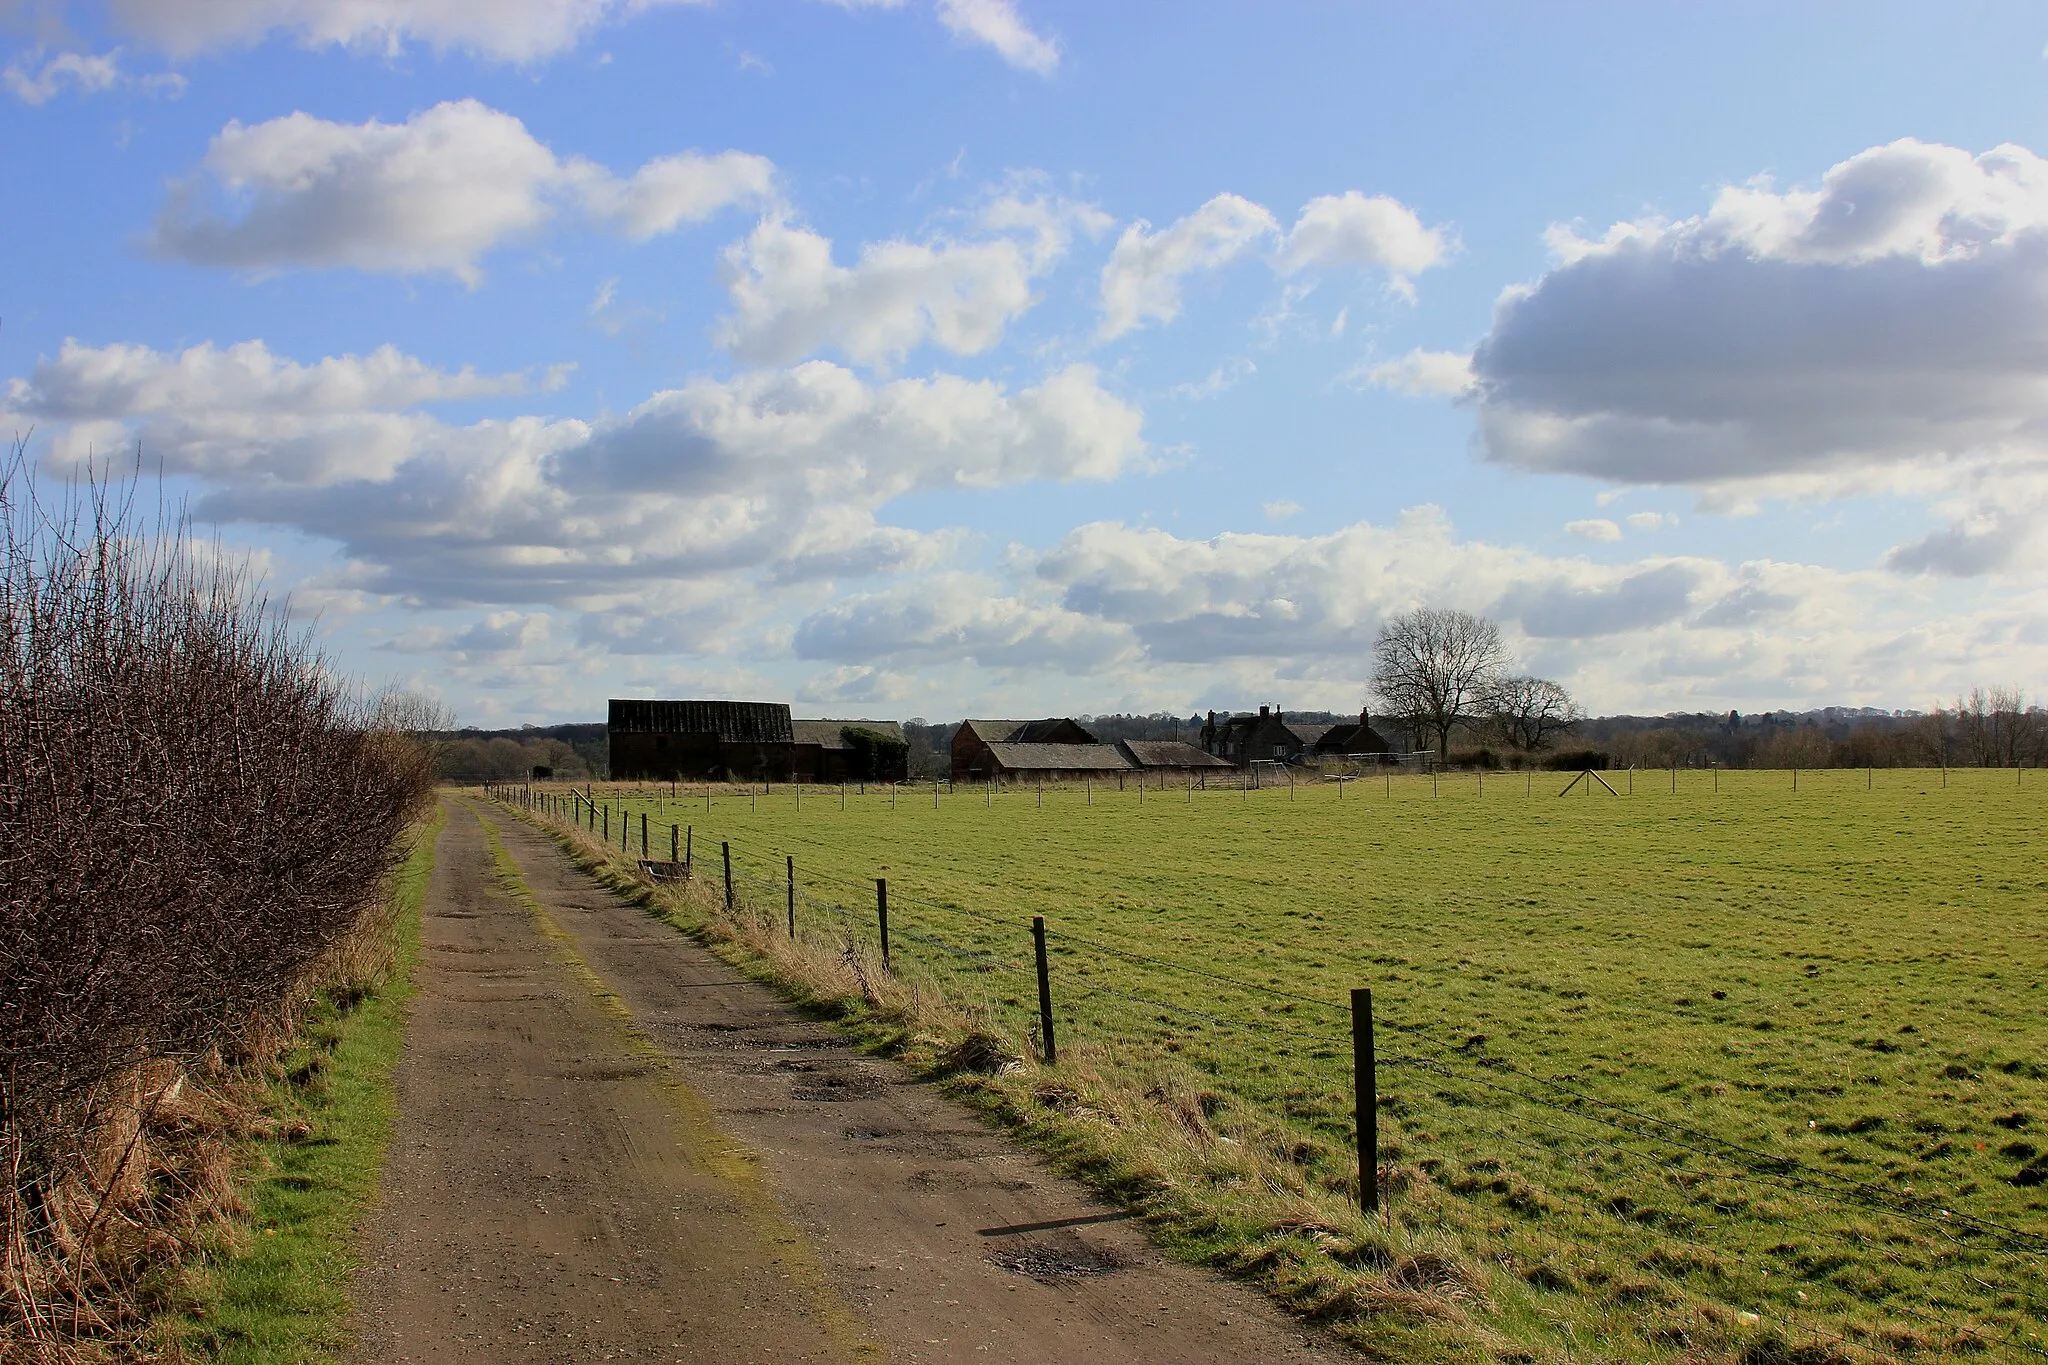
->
xmin=0 ymin=454 xmax=436 ymax=1356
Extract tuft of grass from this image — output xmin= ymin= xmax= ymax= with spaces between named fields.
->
xmin=162 ymin=802 xmax=443 ymax=1364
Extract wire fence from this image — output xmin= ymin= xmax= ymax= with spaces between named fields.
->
xmin=486 ymin=780 xmax=2048 ymax=1363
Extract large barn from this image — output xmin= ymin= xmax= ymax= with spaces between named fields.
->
xmin=609 ymin=699 xmax=796 ymax=781
xmin=608 ymin=701 xmax=908 ymax=782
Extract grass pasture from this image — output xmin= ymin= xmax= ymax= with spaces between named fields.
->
xmin=544 ymin=768 xmax=2047 ymax=1361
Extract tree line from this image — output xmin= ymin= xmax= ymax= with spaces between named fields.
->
xmin=1369 ymin=607 xmax=2045 ymax=768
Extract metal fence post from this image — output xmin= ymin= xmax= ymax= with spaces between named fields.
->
xmin=1033 ymin=916 xmax=1056 ymax=1065
xmin=1353 ymin=987 xmax=1377 ymax=1214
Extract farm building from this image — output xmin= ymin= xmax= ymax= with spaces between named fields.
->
xmin=609 ymin=700 xmax=912 ymax=782
xmin=790 ymin=720 xmax=909 ymax=783
xmin=1313 ymin=709 xmax=1394 ymax=760
xmin=1198 ymin=706 xmax=1393 ymax=766
xmin=949 ymin=721 xmax=1233 ymax=785
xmin=609 ymin=699 xmax=796 ymax=781
xmin=1116 ymin=739 xmax=1234 ymax=776
xmin=951 ymin=718 xmax=1102 ymax=782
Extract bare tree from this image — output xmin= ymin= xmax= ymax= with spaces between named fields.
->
xmin=1371 ymin=608 xmax=1509 ymax=759
xmin=1485 ymin=675 xmax=1581 ymax=753
xmin=1954 ymin=686 xmax=2041 ymax=767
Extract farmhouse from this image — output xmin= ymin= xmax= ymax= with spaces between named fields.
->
xmin=1199 ymin=706 xmax=1393 ymax=766
xmin=1314 ymin=709 xmax=1395 ymax=760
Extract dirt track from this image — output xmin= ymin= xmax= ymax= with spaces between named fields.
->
xmin=347 ymin=798 xmax=1350 ymax=1363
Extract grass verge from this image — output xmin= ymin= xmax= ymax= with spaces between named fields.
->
xmin=163 ymin=800 xmax=444 ymax=1364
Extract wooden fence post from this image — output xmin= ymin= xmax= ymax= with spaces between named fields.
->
xmin=1032 ymin=916 xmax=1056 ymax=1065
xmin=787 ymin=855 xmax=796 ymax=938
xmin=640 ymin=812 xmax=648 ymax=858
xmin=1353 ymin=988 xmax=1377 ymax=1214
xmin=722 ymin=842 xmax=733 ymax=912
xmin=876 ymin=878 xmax=890 ymax=969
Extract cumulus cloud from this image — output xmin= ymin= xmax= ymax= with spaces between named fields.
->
xmin=934 ymin=0 xmax=1058 ymax=74
xmin=1358 ymin=348 xmax=1473 ymax=397
xmin=102 ymin=0 xmax=700 ymax=63
xmin=3 ymin=47 xmax=184 ymax=103
xmin=9 ymin=339 xmax=1148 ymax=609
xmin=1097 ymin=188 xmax=1448 ymax=340
xmin=1565 ymin=518 xmax=1621 ymax=541
xmin=1467 ymin=139 xmax=2048 ymax=494
xmin=1278 ymin=191 xmax=1451 ymax=294
xmin=7 ymin=338 xmax=561 ymax=484
xmin=150 ymin=100 xmax=772 ymax=283
xmin=795 ymin=573 xmax=1131 ymax=671
xmin=718 ymin=194 xmax=1102 ymax=366
xmin=771 ymin=504 xmax=2048 ymax=713
xmin=1096 ymin=194 xmax=1280 ymax=340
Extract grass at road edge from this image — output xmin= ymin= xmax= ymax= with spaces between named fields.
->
xmin=170 ymin=800 xmax=444 ymax=1364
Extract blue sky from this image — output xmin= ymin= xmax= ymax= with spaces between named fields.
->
xmin=5 ymin=1 xmax=2047 ymax=724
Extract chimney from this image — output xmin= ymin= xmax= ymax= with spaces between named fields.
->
xmin=1258 ymin=705 xmax=1269 ymax=718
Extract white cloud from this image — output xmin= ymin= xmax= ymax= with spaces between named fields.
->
xmin=1261 ymin=499 xmax=1301 ymax=522
xmin=103 ymin=0 xmax=701 ymax=63
xmin=581 ymin=150 xmax=778 ymax=240
xmin=1358 ymin=348 xmax=1473 ymax=397
xmin=1626 ymin=511 xmax=1677 ymax=530
xmin=10 ymin=340 xmax=1148 ymax=610
xmin=1096 ymin=193 xmax=1279 ymax=340
xmin=934 ymin=0 xmax=1058 ymax=74
xmin=775 ymin=509 xmax=2044 ymax=713
xmin=795 ymin=573 xmax=1130 ymax=671
xmin=150 ymin=100 xmax=772 ymax=283
xmin=8 ymin=338 xmax=561 ymax=484
xmin=1097 ymin=188 xmax=1447 ymax=341
xmin=1565 ymin=518 xmax=1622 ymax=541
xmin=3 ymin=46 xmax=184 ymax=103
xmin=1170 ymin=357 xmax=1255 ymax=400
xmin=1278 ymin=191 xmax=1452 ymax=295
xmin=1471 ymin=139 xmax=2048 ymax=500
xmin=717 ymin=193 xmax=1101 ymax=366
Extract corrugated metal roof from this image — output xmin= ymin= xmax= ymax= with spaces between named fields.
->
xmin=1118 ymin=739 xmax=1232 ymax=768
xmin=607 ymin=699 xmax=793 ymax=743
xmin=984 ymin=742 xmax=1133 ymax=770
xmin=791 ymin=719 xmax=904 ymax=748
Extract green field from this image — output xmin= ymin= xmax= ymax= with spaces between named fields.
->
xmin=545 ymin=768 xmax=2047 ymax=1361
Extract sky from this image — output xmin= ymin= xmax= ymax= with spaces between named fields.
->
xmin=4 ymin=1 xmax=2047 ymax=726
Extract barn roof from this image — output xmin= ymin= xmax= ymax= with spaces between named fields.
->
xmin=1013 ymin=718 xmax=1098 ymax=743
xmin=984 ymin=742 xmax=1133 ymax=771
xmin=608 ymin=699 xmax=793 ymax=743
xmin=1118 ymin=739 xmax=1232 ymax=768
xmin=1286 ymin=723 xmax=1336 ymax=750
xmin=791 ymin=719 xmax=904 ymax=749
xmin=958 ymin=719 xmax=1026 ymax=743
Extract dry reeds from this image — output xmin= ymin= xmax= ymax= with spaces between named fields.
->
xmin=0 ymin=450 xmax=437 ymax=1359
